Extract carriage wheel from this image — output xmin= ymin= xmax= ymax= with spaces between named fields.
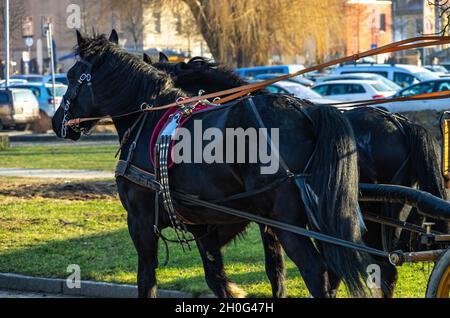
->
xmin=426 ymin=250 xmax=450 ymax=298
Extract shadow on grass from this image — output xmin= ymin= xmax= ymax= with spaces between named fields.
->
xmin=0 ymin=228 xmax=302 ymax=297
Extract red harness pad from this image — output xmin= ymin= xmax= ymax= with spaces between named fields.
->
xmin=150 ymin=104 xmax=213 ymax=168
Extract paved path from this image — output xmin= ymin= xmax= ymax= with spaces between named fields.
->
xmin=0 ymin=289 xmax=75 ymax=298
xmin=0 ymin=168 xmax=114 ymax=179
xmin=11 ymin=140 xmax=117 ymax=148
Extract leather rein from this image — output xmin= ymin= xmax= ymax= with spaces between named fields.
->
xmin=64 ymin=35 xmax=450 ymax=130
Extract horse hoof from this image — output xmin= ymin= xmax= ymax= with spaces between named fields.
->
xmin=226 ymin=282 xmax=247 ymax=298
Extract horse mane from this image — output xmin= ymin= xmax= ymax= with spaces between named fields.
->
xmin=157 ymin=56 xmax=248 ymax=90
xmin=187 ymin=56 xmax=248 ymax=86
xmin=73 ymin=34 xmax=184 ymax=114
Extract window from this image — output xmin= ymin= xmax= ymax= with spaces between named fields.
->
xmin=347 ymin=84 xmax=366 ymax=94
xmin=437 ymin=82 xmax=450 ymax=92
xmin=312 ymin=85 xmax=329 ymax=96
xmin=370 ymin=82 xmax=392 ymax=92
xmin=266 ymin=86 xmax=288 ymax=94
xmin=245 ymin=68 xmax=285 ymax=78
xmin=394 ymin=72 xmax=418 ymax=87
xmin=324 ymin=84 xmax=366 ymax=95
xmin=13 ymin=91 xmax=34 ymax=103
xmin=266 ymin=86 xmax=281 ymax=94
xmin=14 ymin=86 xmax=41 ymax=98
xmin=0 ymin=92 xmax=9 ymax=103
xmin=154 ymin=12 xmax=161 ymax=33
xmin=380 ymin=14 xmax=386 ymax=32
xmin=47 ymin=86 xmax=67 ymax=97
xmin=400 ymin=82 xmax=434 ymax=97
xmin=341 ymin=71 xmax=389 ymax=78
xmin=175 ymin=14 xmax=182 ymax=35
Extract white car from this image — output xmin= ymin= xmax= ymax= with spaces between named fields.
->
xmin=264 ymin=81 xmax=339 ymax=104
xmin=315 ymin=72 xmax=401 ymax=91
xmin=333 ymin=64 xmax=439 ymax=88
xmin=312 ymin=80 xmax=396 ymax=102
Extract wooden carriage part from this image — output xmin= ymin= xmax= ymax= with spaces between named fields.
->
xmin=441 ymin=112 xmax=450 ymax=189
xmin=426 ymin=249 xmax=450 ymax=298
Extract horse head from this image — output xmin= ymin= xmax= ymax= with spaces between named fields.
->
xmin=53 ymin=29 xmax=174 ymax=140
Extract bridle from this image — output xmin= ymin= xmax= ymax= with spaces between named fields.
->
xmin=61 ymin=58 xmax=96 ymax=138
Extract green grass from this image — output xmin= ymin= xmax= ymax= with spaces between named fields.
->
xmin=0 ymin=195 xmax=432 ymax=297
xmin=0 ymin=145 xmax=117 ymax=171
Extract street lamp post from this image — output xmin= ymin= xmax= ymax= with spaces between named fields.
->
xmin=4 ymin=0 xmax=9 ymax=88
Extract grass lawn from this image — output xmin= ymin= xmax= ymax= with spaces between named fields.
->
xmin=0 ymin=193 xmax=432 ymax=298
xmin=0 ymin=145 xmax=117 ymax=171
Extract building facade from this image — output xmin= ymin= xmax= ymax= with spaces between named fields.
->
xmin=391 ymin=0 xmax=446 ymax=64
xmin=344 ymin=0 xmax=393 ymax=63
xmin=0 ymin=0 xmax=208 ymax=76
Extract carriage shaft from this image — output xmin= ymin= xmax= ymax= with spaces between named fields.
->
xmin=402 ymin=250 xmax=446 ymax=264
xmin=359 ymin=183 xmax=450 ymax=221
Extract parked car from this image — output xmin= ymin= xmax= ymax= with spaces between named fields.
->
xmin=9 ymin=74 xmax=69 ymax=86
xmin=332 ymin=64 xmax=439 ymax=88
xmin=379 ymin=78 xmax=450 ymax=112
xmin=315 ymin=72 xmax=401 ymax=91
xmin=312 ymin=80 xmax=396 ymax=102
xmin=235 ymin=65 xmax=305 ymax=78
xmin=43 ymin=74 xmax=69 ymax=86
xmin=0 ymin=79 xmax=28 ymax=87
xmin=423 ymin=65 xmax=450 ymax=77
xmin=10 ymin=74 xmax=45 ymax=83
xmin=255 ymin=73 xmax=314 ymax=87
xmin=11 ymin=83 xmax=67 ymax=117
xmin=0 ymin=88 xmax=40 ymax=130
xmin=440 ymin=63 xmax=450 ymax=72
xmin=264 ymin=81 xmax=339 ymax=104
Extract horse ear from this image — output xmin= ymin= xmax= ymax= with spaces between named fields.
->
xmin=159 ymin=52 xmax=169 ymax=63
xmin=76 ymin=30 xmax=85 ymax=46
xmin=143 ymin=53 xmax=153 ymax=64
xmin=109 ymin=29 xmax=119 ymax=44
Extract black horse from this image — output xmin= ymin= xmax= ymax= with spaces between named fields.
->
xmin=149 ymin=54 xmax=449 ymax=298
xmin=52 ymin=30 xmax=371 ymax=298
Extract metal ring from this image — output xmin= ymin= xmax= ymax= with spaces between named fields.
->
xmin=140 ymin=102 xmax=153 ymax=110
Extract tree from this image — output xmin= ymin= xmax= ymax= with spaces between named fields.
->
xmin=179 ymin=0 xmax=347 ymax=67
xmin=430 ymin=0 xmax=450 ymax=35
xmin=0 ymin=0 xmax=26 ymax=42
xmin=110 ymin=0 xmax=146 ymax=50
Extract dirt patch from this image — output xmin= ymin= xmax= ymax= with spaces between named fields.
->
xmin=0 ymin=180 xmax=118 ymax=201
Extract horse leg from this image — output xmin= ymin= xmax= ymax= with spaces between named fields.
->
xmin=191 ymin=225 xmax=247 ymax=298
xmin=259 ymin=225 xmax=286 ymax=298
xmin=117 ymin=179 xmax=160 ymax=298
xmin=363 ymin=220 xmax=398 ymax=298
xmin=127 ymin=212 xmax=159 ymax=298
xmin=275 ymin=229 xmax=334 ymax=298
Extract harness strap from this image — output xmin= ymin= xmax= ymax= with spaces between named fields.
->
xmin=247 ymin=98 xmax=291 ymax=174
xmin=122 ymin=113 xmax=148 ymax=176
xmin=247 ymin=97 xmax=326 ymax=232
xmin=115 ymin=160 xmax=390 ymax=258
xmin=115 ymin=113 xmax=146 ymax=158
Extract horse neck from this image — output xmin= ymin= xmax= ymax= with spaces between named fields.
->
xmin=177 ymin=70 xmax=243 ymax=96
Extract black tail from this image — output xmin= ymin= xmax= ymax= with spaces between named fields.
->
xmin=305 ymin=105 xmax=371 ymax=297
xmin=403 ymin=122 xmax=449 ymax=233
